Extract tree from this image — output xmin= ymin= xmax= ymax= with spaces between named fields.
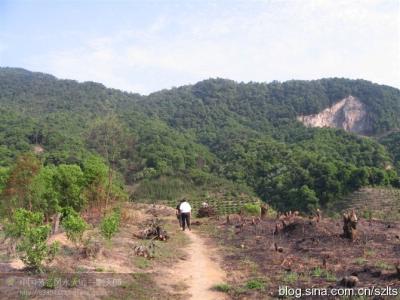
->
xmin=1 ymin=153 xmax=41 ymax=215
xmin=4 ymin=208 xmax=59 ymax=272
xmin=87 ymin=115 xmax=125 ymax=210
xmin=61 ymin=207 xmax=88 ymax=247
xmin=29 ymin=165 xmax=59 ymax=220
xmin=52 ymin=164 xmax=85 ymax=211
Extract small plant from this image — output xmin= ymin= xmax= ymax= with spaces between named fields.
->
xmin=241 ymin=203 xmax=261 ymax=216
xmin=61 ymin=207 xmax=88 ymax=247
xmin=134 ymin=256 xmax=151 ymax=269
xmin=311 ymin=267 xmax=337 ymax=282
xmin=364 ymin=249 xmax=376 ymax=257
xmin=212 ymin=283 xmax=232 ymax=293
xmin=311 ymin=266 xmax=323 ymax=277
xmin=283 ymin=272 xmax=299 ymax=284
xmin=375 ymin=261 xmax=393 ymax=270
xmin=245 ymin=278 xmax=265 ymax=290
xmin=362 ymin=210 xmax=373 ymax=220
xmin=44 ymin=272 xmax=61 ymax=289
xmin=4 ymin=208 xmax=60 ymax=272
xmin=68 ymin=274 xmax=80 ymax=288
xmin=355 ymin=257 xmax=368 ymax=265
xmin=94 ymin=266 xmax=104 ymax=272
xmin=100 ymin=210 xmax=121 ymax=240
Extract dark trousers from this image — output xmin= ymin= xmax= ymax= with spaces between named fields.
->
xmin=181 ymin=213 xmax=191 ymax=230
xmin=177 ymin=214 xmax=182 ymax=227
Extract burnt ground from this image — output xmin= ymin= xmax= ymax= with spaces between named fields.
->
xmin=196 ymin=214 xmax=400 ymax=299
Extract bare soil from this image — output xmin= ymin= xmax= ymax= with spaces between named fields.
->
xmin=197 ymin=214 xmax=400 ymax=299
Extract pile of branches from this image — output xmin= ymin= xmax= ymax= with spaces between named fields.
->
xmin=136 ymin=218 xmax=169 ymax=241
xmin=197 ymin=206 xmax=216 ymax=218
xmin=133 ymin=242 xmax=156 ymax=259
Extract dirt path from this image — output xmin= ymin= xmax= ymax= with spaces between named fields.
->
xmin=159 ymin=230 xmax=228 ymax=300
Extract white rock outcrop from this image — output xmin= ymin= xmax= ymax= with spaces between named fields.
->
xmin=297 ymin=96 xmax=371 ymax=134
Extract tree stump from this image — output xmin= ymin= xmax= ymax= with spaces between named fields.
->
xmin=260 ymin=203 xmax=268 ymax=219
xmin=342 ymin=210 xmax=358 ymax=240
xmin=197 ymin=206 xmax=216 ymax=218
xmin=52 ymin=212 xmax=61 ymax=235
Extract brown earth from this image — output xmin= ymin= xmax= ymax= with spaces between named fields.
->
xmin=197 ymin=213 xmax=400 ymax=299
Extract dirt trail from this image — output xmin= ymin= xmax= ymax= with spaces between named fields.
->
xmin=160 ymin=230 xmax=227 ymax=300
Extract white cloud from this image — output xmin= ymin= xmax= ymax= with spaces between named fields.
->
xmin=23 ymin=0 xmax=400 ymax=93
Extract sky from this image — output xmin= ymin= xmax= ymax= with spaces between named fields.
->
xmin=0 ymin=0 xmax=399 ymax=94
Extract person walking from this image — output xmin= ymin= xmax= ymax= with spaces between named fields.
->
xmin=176 ymin=199 xmax=184 ymax=229
xmin=179 ymin=198 xmax=192 ymax=231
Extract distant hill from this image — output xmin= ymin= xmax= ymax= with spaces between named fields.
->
xmin=0 ymin=67 xmax=399 ymax=212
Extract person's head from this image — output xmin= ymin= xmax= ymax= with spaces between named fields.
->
xmin=180 ymin=198 xmax=186 ymax=203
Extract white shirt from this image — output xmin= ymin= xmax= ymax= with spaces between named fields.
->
xmin=179 ymin=202 xmax=192 ymax=213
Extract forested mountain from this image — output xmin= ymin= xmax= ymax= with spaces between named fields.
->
xmin=0 ymin=67 xmax=399 ymax=213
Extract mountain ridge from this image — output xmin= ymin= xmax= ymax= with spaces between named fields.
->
xmin=0 ymin=67 xmax=399 ymax=212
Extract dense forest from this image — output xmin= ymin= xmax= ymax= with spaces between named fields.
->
xmin=0 ymin=67 xmax=399 ymax=216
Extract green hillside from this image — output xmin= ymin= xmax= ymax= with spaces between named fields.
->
xmin=0 ymin=67 xmax=399 ymax=214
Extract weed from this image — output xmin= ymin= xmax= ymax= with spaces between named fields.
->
xmin=283 ymin=272 xmax=299 ymax=284
xmin=355 ymin=257 xmax=368 ymax=265
xmin=94 ymin=266 xmax=104 ymax=272
xmin=375 ymin=261 xmax=393 ymax=270
xmin=311 ymin=267 xmax=337 ymax=282
xmin=245 ymin=278 xmax=265 ymax=290
xmin=212 ymin=283 xmax=232 ymax=293
xmin=134 ymin=256 xmax=151 ymax=269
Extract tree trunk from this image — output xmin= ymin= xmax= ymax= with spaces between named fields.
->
xmin=52 ymin=212 xmax=61 ymax=235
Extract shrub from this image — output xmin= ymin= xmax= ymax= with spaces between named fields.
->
xmin=4 ymin=208 xmax=60 ymax=272
xmin=241 ymin=203 xmax=261 ymax=216
xmin=100 ymin=210 xmax=121 ymax=240
xmin=61 ymin=208 xmax=88 ymax=246
xmin=245 ymin=278 xmax=265 ymax=290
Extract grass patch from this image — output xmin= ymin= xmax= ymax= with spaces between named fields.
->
xmin=134 ymin=257 xmax=151 ymax=269
xmin=241 ymin=203 xmax=261 ymax=216
xmin=108 ymin=273 xmax=168 ymax=300
xmin=245 ymin=278 xmax=266 ymax=291
xmin=94 ymin=266 xmax=105 ymax=272
xmin=283 ymin=272 xmax=299 ymax=284
xmin=311 ymin=267 xmax=337 ymax=282
xmin=354 ymin=257 xmax=368 ymax=265
xmin=240 ymin=258 xmax=259 ymax=275
xmin=364 ymin=249 xmax=376 ymax=257
xmin=375 ymin=261 xmax=394 ymax=270
xmin=212 ymin=283 xmax=232 ymax=293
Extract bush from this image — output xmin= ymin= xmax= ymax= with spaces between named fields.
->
xmin=100 ymin=210 xmax=121 ymax=240
xmin=241 ymin=203 xmax=261 ymax=216
xmin=245 ymin=278 xmax=265 ymax=290
xmin=61 ymin=208 xmax=88 ymax=246
xmin=4 ymin=208 xmax=60 ymax=272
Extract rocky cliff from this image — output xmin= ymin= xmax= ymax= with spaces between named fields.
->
xmin=297 ymin=96 xmax=372 ymax=134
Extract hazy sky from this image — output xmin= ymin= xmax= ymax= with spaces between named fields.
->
xmin=0 ymin=0 xmax=399 ymax=94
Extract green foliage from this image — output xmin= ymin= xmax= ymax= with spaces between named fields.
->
xmin=53 ymin=164 xmax=85 ymax=211
xmin=241 ymin=203 xmax=261 ymax=216
xmin=212 ymin=283 xmax=232 ymax=293
xmin=133 ymin=177 xmax=193 ymax=201
xmin=311 ymin=267 xmax=337 ymax=282
xmin=245 ymin=278 xmax=265 ymax=290
xmin=0 ymin=68 xmax=399 ymax=214
xmin=29 ymin=165 xmax=59 ymax=218
xmin=4 ymin=208 xmax=60 ymax=272
xmin=100 ymin=210 xmax=121 ymax=240
xmin=61 ymin=207 xmax=88 ymax=246
xmin=283 ymin=272 xmax=299 ymax=284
